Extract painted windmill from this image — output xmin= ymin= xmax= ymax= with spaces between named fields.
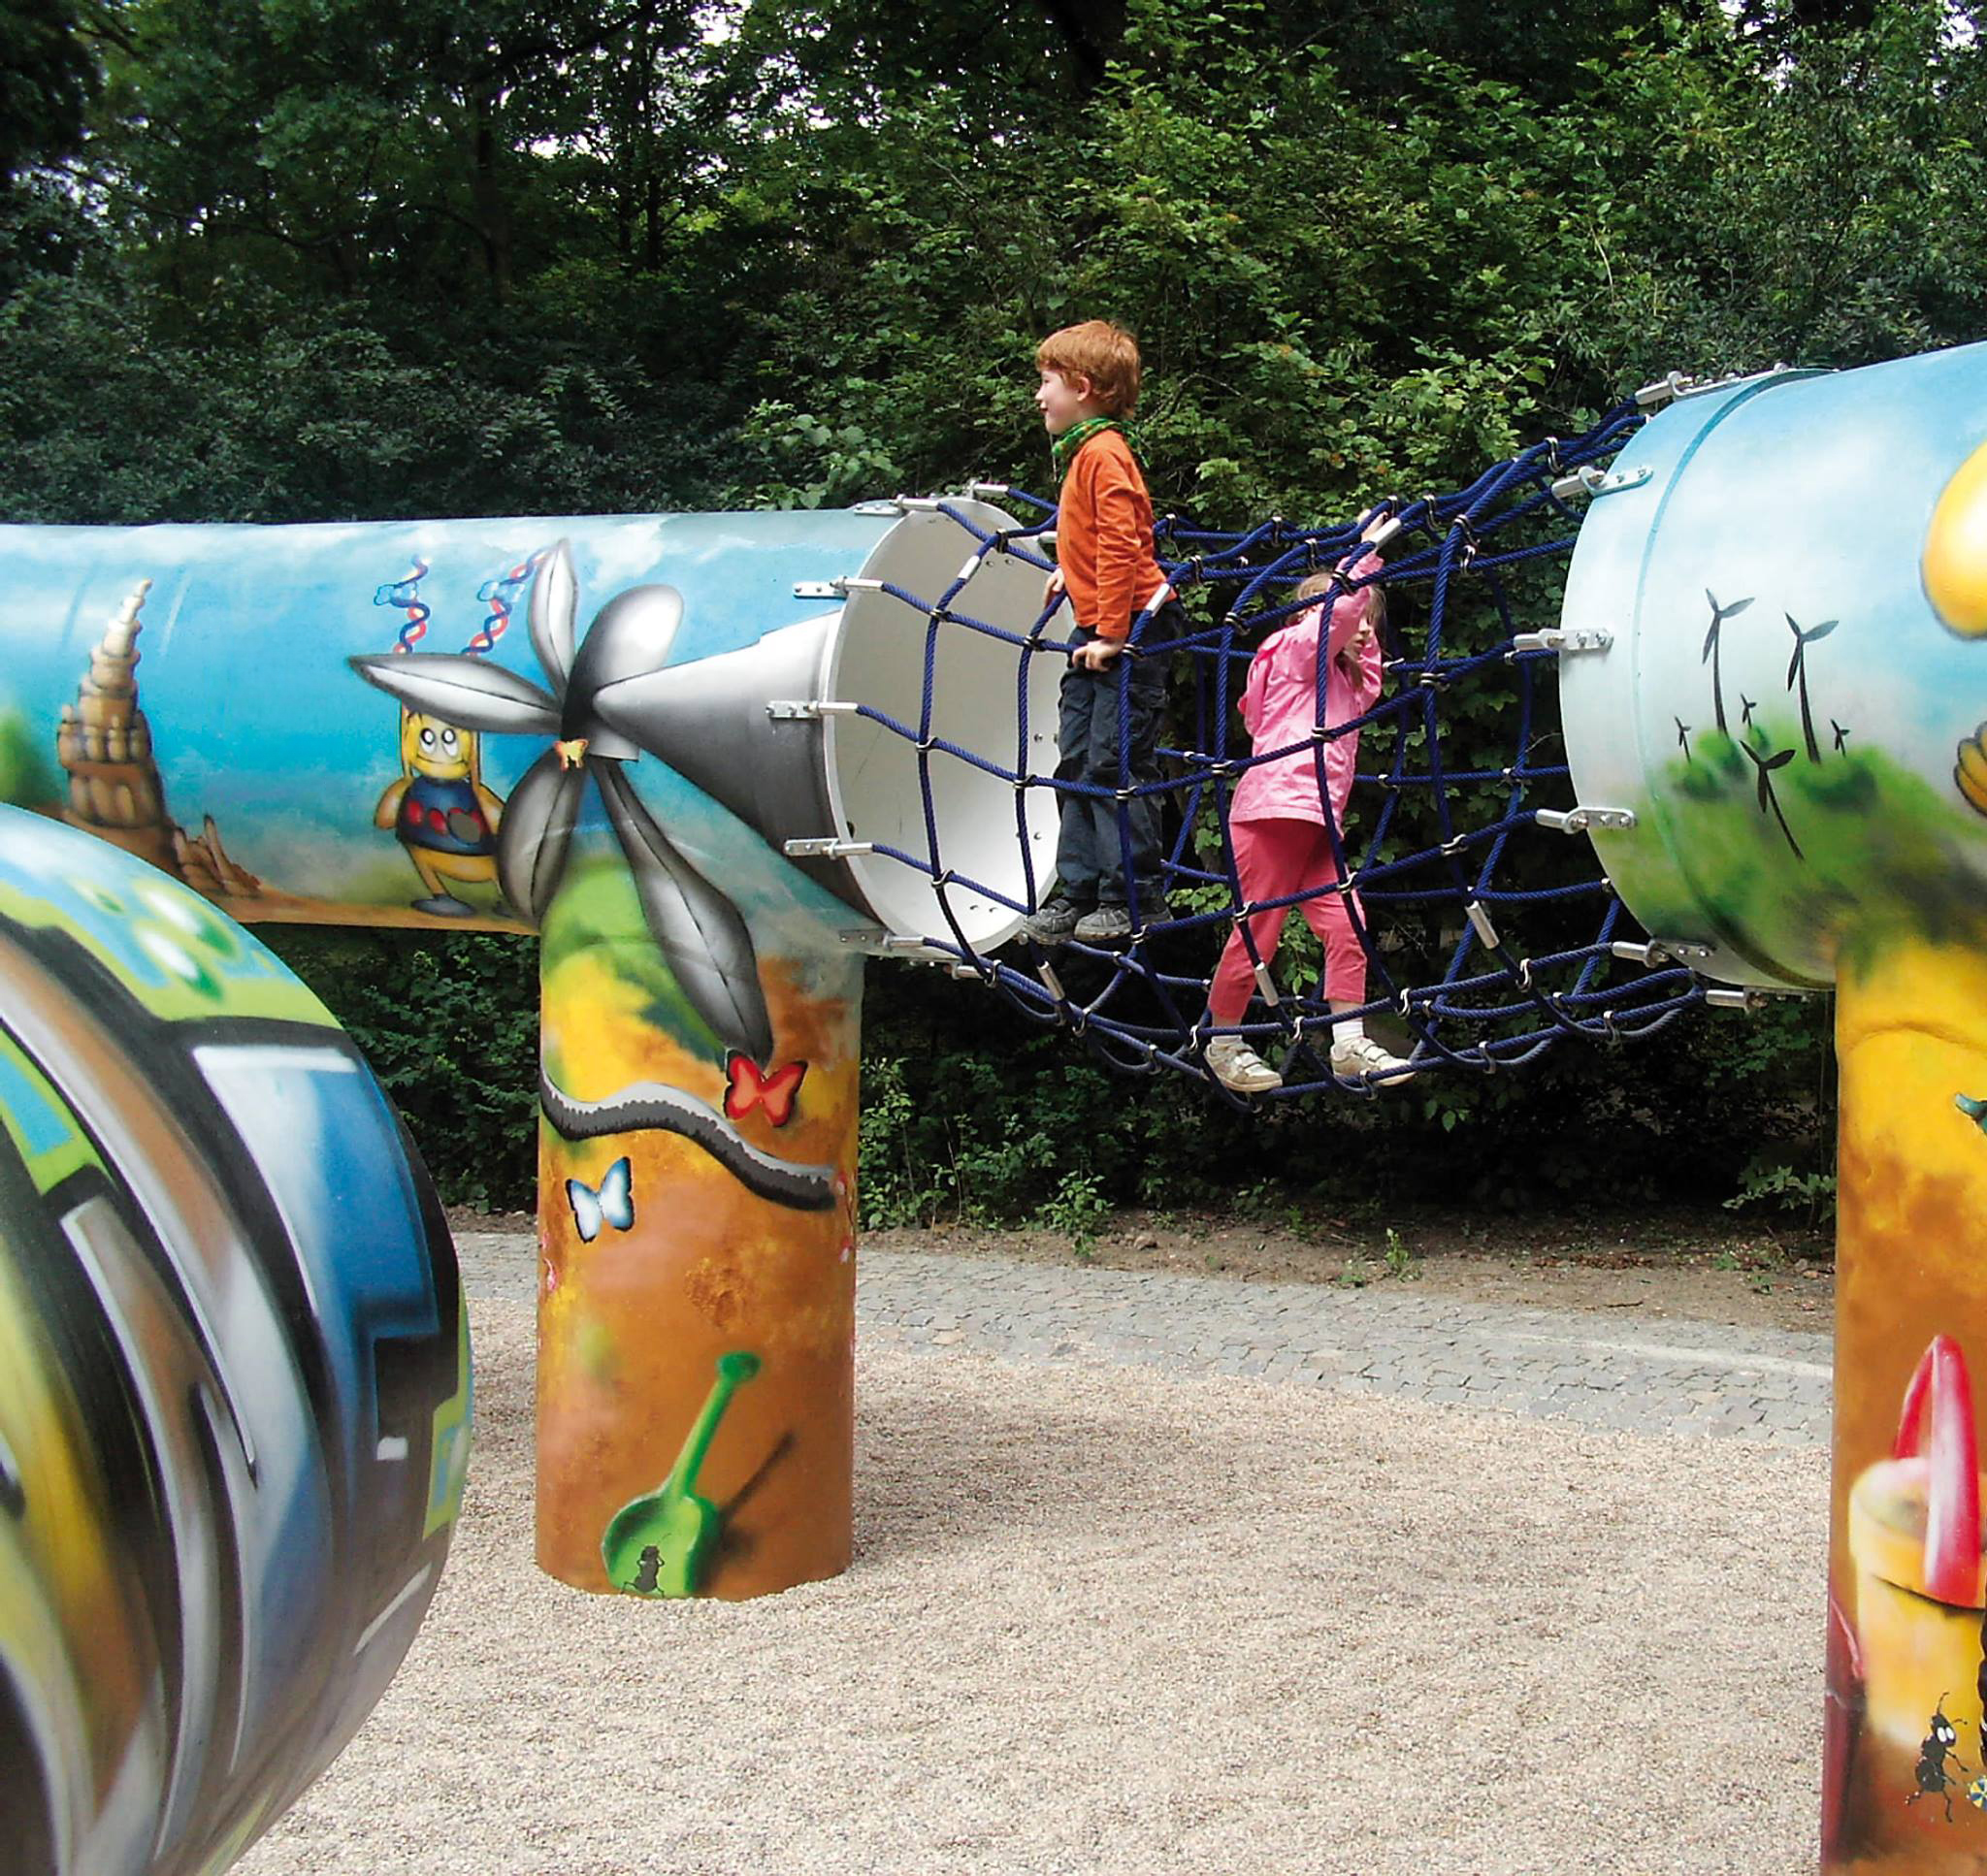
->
xmin=1784 ymin=611 xmax=1839 ymax=763
xmin=1701 ymin=589 xmax=1754 ymax=733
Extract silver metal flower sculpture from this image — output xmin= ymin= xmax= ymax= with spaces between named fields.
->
xmin=351 ymin=541 xmax=831 ymax=1211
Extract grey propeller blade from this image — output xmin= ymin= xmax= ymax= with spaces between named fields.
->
xmin=528 ymin=539 xmax=578 ymax=694
xmin=566 ymin=586 xmax=685 ymax=759
xmin=348 ymin=653 xmax=561 ymax=735
xmin=595 ymin=762 xmax=775 ymax=1063
xmin=497 ymin=747 xmax=587 ymax=925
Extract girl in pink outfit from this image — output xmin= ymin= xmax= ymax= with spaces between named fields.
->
xmin=1203 ymin=528 xmax=1415 ymax=1093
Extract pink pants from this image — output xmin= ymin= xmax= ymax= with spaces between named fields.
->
xmin=1208 ymin=817 xmax=1366 ymax=1023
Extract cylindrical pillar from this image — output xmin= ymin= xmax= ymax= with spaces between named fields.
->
xmin=1829 ymin=946 xmax=1987 ymax=1865
xmin=532 ymin=827 xmax=863 ymax=1598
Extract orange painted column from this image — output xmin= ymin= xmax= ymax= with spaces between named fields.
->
xmin=531 ymin=842 xmax=863 ymax=1600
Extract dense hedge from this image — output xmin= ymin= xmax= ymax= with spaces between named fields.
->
xmin=264 ymin=927 xmax=1835 ymax=1224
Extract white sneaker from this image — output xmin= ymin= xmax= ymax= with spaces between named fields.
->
xmin=1330 ymin=1034 xmax=1416 ymax=1084
xmin=1204 ymin=1036 xmax=1282 ymax=1094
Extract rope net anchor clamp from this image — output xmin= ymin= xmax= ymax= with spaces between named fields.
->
xmin=1511 ymin=627 xmax=1612 ymax=657
xmin=1707 ymin=984 xmax=1820 ymax=1009
xmin=1535 ymin=804 xmax=1638 ymax=835
xmin=1464 ymin=901 xmax=1503 ymax=953
xmin=1635 ymin=369 xmax=1696 ymax=410
xmin=967 ymin=481 xmax=1011 ymax=500
xmin=1611 ymin=937 xmax=1715 ymax=967
xmin=877 ymin=935 xmax=950 ymax=959
xmin=1550 ymin=463 xmax=1651 ymax=501
xmin=765 ymin=698 xmax=863 ymax=721
xmin=1638 ymin=364 xmax=1791 ymax=413
xmin=793 ymin=576 xmax=885 ymax=601
xmin=783 ymin=836 xmax=875 ymax=859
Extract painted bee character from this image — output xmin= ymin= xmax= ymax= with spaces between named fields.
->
xmin=1907 ymin=1696 xmax=1974 ymax=1823
xmin=372 ymin=709 xmax=506 ymax=917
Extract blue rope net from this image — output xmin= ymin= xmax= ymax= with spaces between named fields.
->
xmin=853 ymin=398 xmax=1707 ymax=1104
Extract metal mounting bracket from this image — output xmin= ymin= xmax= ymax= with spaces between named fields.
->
xmin=1535 ymin=805 xmax=1638 ymax=835
xmin=1611 ymin=937 xmax=1715 ymax=967
xmin=1512 ymin=627 xmax=1613 ymax=656
xmin=1550 ymin=463 xmax=1651 ymax=501
xmin=766 ymin=699 xmax=861 ymax=722
xmin=784 ymin=837 xmax=875 ymax=859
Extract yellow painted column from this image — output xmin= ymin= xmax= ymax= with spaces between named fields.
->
xmin=1828 ymin=942 xmax=1987 ymax=1867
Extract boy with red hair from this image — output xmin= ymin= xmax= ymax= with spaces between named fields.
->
xmin=1026 ymin=319 xmax=1183 ymax=945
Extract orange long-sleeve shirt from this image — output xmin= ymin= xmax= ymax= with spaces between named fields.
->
xmin=1056 ymin=427 xmax=1168 ymax=641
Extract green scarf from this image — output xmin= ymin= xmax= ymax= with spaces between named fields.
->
xmin=1050 ymin=415 xmax=1148 ymax=478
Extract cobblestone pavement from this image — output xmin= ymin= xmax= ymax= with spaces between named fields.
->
xmin=455 ymin=1232 xmax=1832 ymax=1447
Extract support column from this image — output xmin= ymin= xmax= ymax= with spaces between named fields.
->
xmin=1828 ymin=941 xmax=1987 ymax=1868
xmin=531 ymin=840 xmax=863 ymax=1600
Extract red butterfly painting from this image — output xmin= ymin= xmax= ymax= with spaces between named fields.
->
xmin=725 ymin=1053 xmax=807 ymax=1126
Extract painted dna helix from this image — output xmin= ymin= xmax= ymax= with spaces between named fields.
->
xmin=834 ymin=395 xmax=1726 ymax=1098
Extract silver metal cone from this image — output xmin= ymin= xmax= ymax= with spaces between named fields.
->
xmin=592 ymin=613 xmax=865 ymax=916
xmin=566 ymin=585 xmax=684 ymax=760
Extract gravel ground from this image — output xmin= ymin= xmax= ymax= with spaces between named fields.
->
xmin=239 ymin=1296 xmax=1825 ymax=1876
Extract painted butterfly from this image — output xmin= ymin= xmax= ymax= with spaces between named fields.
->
xmin=725 ymin=1054 xmax=806 ymax=1127
xmin=566 ymin=1155 xmax=635 ymax=1243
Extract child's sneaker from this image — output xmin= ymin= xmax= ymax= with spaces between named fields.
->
xmin=1204 ymin=1036 xmax=1282 ymax=1094
xmin=1330 ymin=1034 xmax=1416 ymax=1084
xmin=1025 ymin=895 xmax=1087 ymax=944
xmin=1073 ymin=903 xmax=1133 ymax=943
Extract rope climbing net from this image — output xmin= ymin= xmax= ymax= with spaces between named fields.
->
xmin=850 ymin=395 xmax=1716 ymax=1102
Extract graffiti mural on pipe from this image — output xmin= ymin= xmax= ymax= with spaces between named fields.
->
xmin=0 ymin=805 xmax=470 ymax=1876
xmin=0 ymin=506 xmax=1055 ymax=1606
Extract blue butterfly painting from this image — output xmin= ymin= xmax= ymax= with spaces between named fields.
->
xmin=566 ymin=1156 xmax=635 ymax=1244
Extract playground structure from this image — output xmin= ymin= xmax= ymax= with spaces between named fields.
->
xmin=5 ymin=339 xmax=1987 ymax=1869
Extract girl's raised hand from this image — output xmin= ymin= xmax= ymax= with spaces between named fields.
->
xmin=1357 ymin=504 xmax=1397 ymax=547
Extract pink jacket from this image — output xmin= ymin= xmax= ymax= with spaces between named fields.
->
xmin=1230 ymin=549 xmax=1384 ymax=826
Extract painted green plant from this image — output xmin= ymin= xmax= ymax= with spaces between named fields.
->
xmin=1603 ymin=717 xmax=1987 ymax=980
xmin=0 ymin=710 xmax=60 ymax=810
xmin=538 ymin=850 xmax=724 ymax=1060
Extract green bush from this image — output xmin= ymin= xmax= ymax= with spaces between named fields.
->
xmin=263 ymin=925 xmax=1835 ymax=1224
xmin=262 ymin=927 xmax=541 ymax=1210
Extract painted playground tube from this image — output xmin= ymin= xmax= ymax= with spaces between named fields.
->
xmin=0 ymin=806 xmax=470 ymax=1876
xmin=0 ymin=501 xmax=1053 ymax=1602
xmin=1557 ymin=337 xmax=1987 ymax=1869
